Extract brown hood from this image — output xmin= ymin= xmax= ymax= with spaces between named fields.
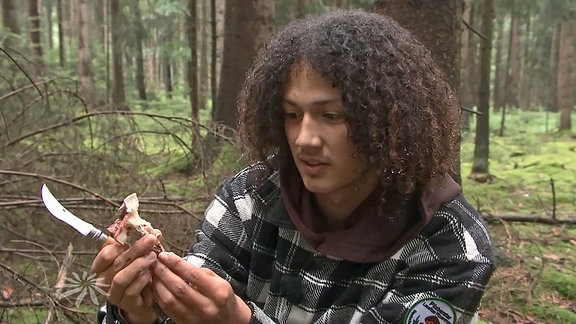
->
xmin=280 ymin=165 xmax=461 ymax=263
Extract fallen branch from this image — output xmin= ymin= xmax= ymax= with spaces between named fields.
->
xmin=0 ymin=300 xmax=47 ymax=308
xmin=483 ymin=214 xmax=576 ymax=225
xmin=0 ymin=247 xmax=97 ymax=255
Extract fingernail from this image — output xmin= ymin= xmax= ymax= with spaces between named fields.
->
xmin=146 ymin=252 xmax=157 ymax=260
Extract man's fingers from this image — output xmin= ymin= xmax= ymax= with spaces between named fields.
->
xmin=157 ymin=252 xmax=214 ymax=288
xmin=152 ymin=276 xmax=197 ymax=322
xmin=108 ymin=252 xmax=157 ymax=305
xmin=91 ymin=242 xmax=127 ymax=273
xmin=111 ymin=235 xmax=159 ymax=273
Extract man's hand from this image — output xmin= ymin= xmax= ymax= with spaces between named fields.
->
xmin=151 ymin=252 xmax=252 ymax=324
xmin=91 ymin=234 xmax=160 ymax=324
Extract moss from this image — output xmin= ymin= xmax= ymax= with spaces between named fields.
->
xmin=542 ymin=271 xmax=576 ymax=301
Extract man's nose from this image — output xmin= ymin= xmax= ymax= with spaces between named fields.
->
xmin=294 ymin=114 xmax=322 ymax=148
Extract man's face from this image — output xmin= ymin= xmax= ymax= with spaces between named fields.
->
xmin=282 ymin=63 xmax=377 ymax=200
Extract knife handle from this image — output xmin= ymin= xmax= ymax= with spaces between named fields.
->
xmin=89 ymin=228 xmax=116 ymax=247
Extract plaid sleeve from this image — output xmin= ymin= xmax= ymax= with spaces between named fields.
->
xmin=185 ymin=165 xmax=279 ymax=324
xmin=361 ymin=195 xmax=495 ymax=324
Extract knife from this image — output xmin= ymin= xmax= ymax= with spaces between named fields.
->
xmin=41 ymin=184 xmax=169 ymax=320
xmin=40 ymin=184 xmax=114 ymax=246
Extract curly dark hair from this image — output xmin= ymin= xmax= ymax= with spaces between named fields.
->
xmin=238 ymin=9 xmax=460 ymax=195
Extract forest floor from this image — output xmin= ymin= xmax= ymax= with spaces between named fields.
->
xmin=461 ymin=111 xmax=576 ymax=323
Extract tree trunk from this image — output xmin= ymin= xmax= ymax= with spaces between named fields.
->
xmin=295 ymin=0 xmax=309 ymax=18
xmin=373 ymin=0 xmax=462 ymax=91
xmin=110 ymin=0 xmax=126 ymax=107
xmin=1 ymin=0 xmax=21 ymax=49
xmin=187 ymin=0 xmax=199 ymax=120
xmin=557 ymin=18 xmax=574 ymax=131
xmin=56 ymin=0 xmax=65 ymax=66
xmin=492 ymin=17 xmax=504 ymax=112
xmin=373 ymin=0 xmax=462 ymax=184
xmin=68 ymin=0 xmax=77 ymax=64
xmin=519 ymin=16 xmax=533 ymax=111
xmin=199 ymin=0 xmax=209 ymax=110
xmin=211 ymin=0 xmax=225 ymax=116
xmin=147 ymin=38 xmax=158 ymax=92
xmin=214 ymin=0 xmax=274 ymax=130
xmin=163 ymin=55 xmax=173 ymax=99
xmin=471 ymin=0 xmax=494 ymax=177
xmin=44 ymin=0 xmax=53 ymax=49
xmin=548 ymin=24 xmax=561 ymax=112
xmin=134 ymin=0 xmax=147 ymax=102
xmin=28 ymin=0 xmax=44 ymax=75
xmin=505 ymin=14 xmax=519 ymax=108
xmin=78 ymin=0 xmax=95 ymax=106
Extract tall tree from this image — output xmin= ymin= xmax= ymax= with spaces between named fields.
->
xmin=504 ymin=7 xmax=519 ymax=108
xmin=373 ymin=0 xmax=463 ymax=183
xmin=44 ymin=0 xmax=53 ymax=49
xmin=1 ymin=0 xmax=21 ymax=49
xmin=461 ymin=1 xmax=479 ymax=124
xmin=110 ymin=0 xmax=126 ymax=106
xmin=373 ymin=0 xmax=462 ymax=91
xmin=557 ymin=15 xmax=574 ymax=131
xmin=186 ymin=0 xmax=198 ymax=120
xmin=78 ymin=0 xmax=95 ymax=105
xmin=213 ymin=0 xmax=274 ymax=130
xmin=210 ymin=0 xmax=225 ymax=112
xmin=28 ymin=0 xmax=44 ymax=75
xmin=56 ymin=0 xmax=65 ymax=66
xmin=471 ymin=0 xmax=494 ymax=178
xmin=133 ymin=0 xmax=147 ymax=102
xmin=492 ymin=16 xmax=504 ymax=112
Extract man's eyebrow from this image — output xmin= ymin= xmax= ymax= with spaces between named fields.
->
xmin=282 ymin=97 xmax=341 ymax=107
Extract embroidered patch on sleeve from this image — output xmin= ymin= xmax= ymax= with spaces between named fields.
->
xmin=402 ymin=298 xmax=456 ymax=324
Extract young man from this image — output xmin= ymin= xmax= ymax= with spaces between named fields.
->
xmin=93 ymin=9 xmax=494 ymax=324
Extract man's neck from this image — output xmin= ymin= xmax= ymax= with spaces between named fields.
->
xmin=314 ymin=172 xmax=379 ymax=230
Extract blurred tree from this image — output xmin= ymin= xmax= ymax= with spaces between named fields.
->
xmin=134 ymin=0 xmax=147 ymax=102
xmin=557 ymin=13 xmax=574 ymax=131
xmin=213 ymin=0 xmax=274 ymax=130
xmin=373 ymin=0 xmax=462 ymax=91
xmin=28 ymin=0 xmax=44 ymax=75
xmin=373 ymin=0 xmax=463 ymax=183
xmin=111 ymin=0 xmax=126 ymax=106
xmin=1 ymin=0 xmax=21 ymax=49
xmin=504 ymin=0 xmax=519 ymax=109
xmin=471 ymin=0 xmax=494 ymax=178
xmin=186 ymin=0 xmax=198 ymax=120
xmin=78 ymin=0 xmax=95 ymax=105
xmin=56 ymin=0 xmax=65 ymax=67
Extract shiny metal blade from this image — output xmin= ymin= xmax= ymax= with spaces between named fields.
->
xmin=41 ymin=184 xmax=100 ymax=237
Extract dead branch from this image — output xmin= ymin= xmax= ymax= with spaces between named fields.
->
xmin=483 ymin=214 xmax=576 ymax=225
xmin=3 ymin=110 xmax=236 ymax=149
xmin=462 ymin=18 xmax=487 ymax=40
xmin=0 ymin=300 xmax=47 ymax=308
xmin=0 ymin=48 xmax=44 ymax=99
xmin=0 ymin=247 xmax=97 ymax=255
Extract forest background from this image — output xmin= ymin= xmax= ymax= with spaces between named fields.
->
xmin=0 ymin=0 xmax=575 ymax=323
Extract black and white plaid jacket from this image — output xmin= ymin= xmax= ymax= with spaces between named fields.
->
xmin=103 ymin=161 xmax=494 ymax=324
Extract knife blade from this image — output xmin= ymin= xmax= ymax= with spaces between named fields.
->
xmin=41 ymin=184 xmax=113 ymax=246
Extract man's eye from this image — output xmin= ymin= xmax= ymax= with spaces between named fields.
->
xmin=324 ymin=112 xmax=343 ymax=120
xmin=283 ymin=111 xmax=300 ymax=119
